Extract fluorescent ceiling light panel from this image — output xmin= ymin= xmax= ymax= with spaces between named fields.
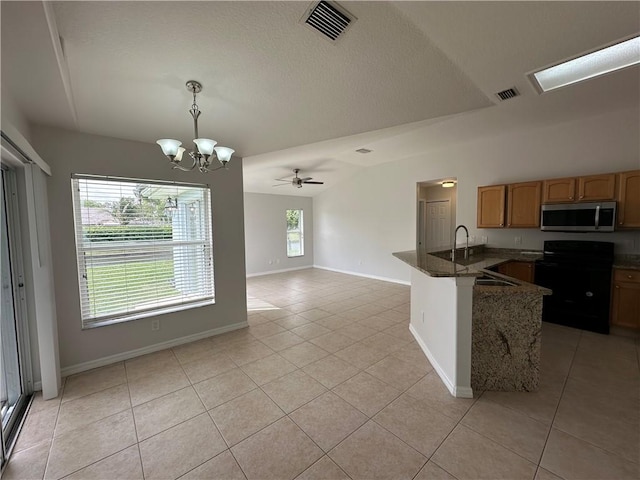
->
xmin=530 ymin=36 xmax=640 ymax=93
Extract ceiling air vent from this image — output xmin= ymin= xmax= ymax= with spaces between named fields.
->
xmin=356 ymin=148 xmax=372 ymax=154
xmin=303 ymin=1 xmax=354 ymax=42
xmin=495 ymin=87 xmax=520 ymax=101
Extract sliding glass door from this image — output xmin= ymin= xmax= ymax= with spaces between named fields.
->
xmin=0 ymin=166 xmax=31 ymax=468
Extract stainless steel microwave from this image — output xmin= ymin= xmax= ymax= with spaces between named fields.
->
xmin=540 ymin=202 xmax=616 ymax=232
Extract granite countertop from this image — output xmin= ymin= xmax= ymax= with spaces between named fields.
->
xmin=613 ymin=255 xmax=640 ymax=271
xmin=393 ymin=247 xmax=550 ymax=294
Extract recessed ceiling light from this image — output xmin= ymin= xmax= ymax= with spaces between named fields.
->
xmin=441 ymin=181 xmax=456 ymax=188
xmin=528 ymin=35 xmax=640 ymax=93
xmin=355 ymin=148 xmax=372 ymax=154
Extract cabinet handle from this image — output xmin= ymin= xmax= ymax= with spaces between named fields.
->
xmin=569 ymin=196 xmax=574 ymax=200
xmin=628 ymin=275 xmax=633 ymax=279
xmin=615 ymin=285 xmax=620 ymax=289
xmin=500 ymin=223 xmax=504 ymax=227
xmin=579 ymin=195 xmax=584 ymax=199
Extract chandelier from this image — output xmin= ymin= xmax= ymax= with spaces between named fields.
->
xmin=156 ymin=80 xmax=234 ymax=173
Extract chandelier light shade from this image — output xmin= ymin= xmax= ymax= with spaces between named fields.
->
xmin=157 ymin=80 xmax=235 ymax=173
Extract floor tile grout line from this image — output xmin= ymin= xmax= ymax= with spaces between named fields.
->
xmin=53 ymin=443 xmax=139 ymax=480
xmin=549 ymin=424 xmax=640 ymax=467
xmin=128 ymin=355 xmax=196 ymax=480
xmin=414 ymin=389 xmax=483 ymax=480
xmin=532 ymin=329 xmax=582 ymax=480
xmin=37 ymin=377 xmax=68 ymax=480
xmin=296 ymin=453 xmax=354 ymax=480
xmin=285 ymin=409 xmax=341 ymax=462
xmin=458 ymin=416 xmax=544 ymax=469
xmin=59 ymin=378 xmax=128 ymax=407
xmin=209 ymin=406 xmax=285 ymax=452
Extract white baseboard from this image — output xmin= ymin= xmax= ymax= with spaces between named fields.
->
xmin=246 ymin=265 xmax=312 ymax=278
xmin=33 ymin=381 xmax=42 ymax=392
xmin=409 ymin=324 xmax=473 ymax=399
xmin=313 ymin=265 xmax=410 ymax=286
xmin=60 ymin=321 xmax=249 ymax=378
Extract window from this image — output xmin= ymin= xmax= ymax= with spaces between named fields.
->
xmin=71 ymin=175 xmax=214 ymax=328
xmin=286 ymin=209 xmax=304 ymax=257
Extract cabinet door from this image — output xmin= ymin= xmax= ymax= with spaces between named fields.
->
xmin=617 ymin=170 xmax=640 ymax=228
xmin=498 ymin=261 xmax=535 ymax=283
xmin=507 ymin=181 xmax=541 ymax=228
xmin=611 ymin=280 xmax=640 ymax=330
xmin=542 ymin=178 xmax=575 ymax=203
xmin=477 ymin=185 xmax=506 ymax=228
xmin=578 ymin=174 xmax=615 ymax=201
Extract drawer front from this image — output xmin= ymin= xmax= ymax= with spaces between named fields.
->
xmin=614 ymin=269 xmax=640 ymax=283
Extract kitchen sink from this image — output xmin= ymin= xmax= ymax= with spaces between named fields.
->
xmin=475 ymin=276 xmax=517 ymax=287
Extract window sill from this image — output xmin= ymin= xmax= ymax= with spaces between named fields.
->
xmin=82 ymin=298 xmax=215 ymax=329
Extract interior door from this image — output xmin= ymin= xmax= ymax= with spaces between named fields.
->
xmin=425 ymin=200 xmax=451 ymax=250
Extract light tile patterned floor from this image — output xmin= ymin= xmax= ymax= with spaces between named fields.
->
xmin=5 ymin=269 xmax=640 ymax=479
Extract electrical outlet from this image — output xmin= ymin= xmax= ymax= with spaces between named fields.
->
xmin=481 ymin=236 xmax=488 ymax=244
xmin=469 ymin=235 xmax=476 ymax=245
xmin=151 ymin=319 xmax=160 ymax=331
xmin=275 ymin=259 xmax=280 ymax=264
xmin=514 ymin=236 xmax=522 ymax=245
xmin=268 ymin=260 xmax=273 ymax=265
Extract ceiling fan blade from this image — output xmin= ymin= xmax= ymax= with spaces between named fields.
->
xmin=272 ymin=183 xmax=290 ymax=187
xmin=299 ymin=177 xmax=313 ymax=182
xmin=303 ymin=181 xmax=324 ymax=184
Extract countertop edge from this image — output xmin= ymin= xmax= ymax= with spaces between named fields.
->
xmin=393 ymin=249 xmax=551 ymax=294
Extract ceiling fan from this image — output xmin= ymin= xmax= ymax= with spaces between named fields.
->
xmin=273 ymin=169 xmax=325 ymax=189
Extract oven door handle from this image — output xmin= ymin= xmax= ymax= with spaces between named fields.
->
xmin=594 ymin=205 xmax=600 ymax=230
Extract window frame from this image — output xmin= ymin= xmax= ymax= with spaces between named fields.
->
xmin=286 ymin=209 xmax=304 ymax=258
xmin=71 ymin=174 xmax=215 ymax=329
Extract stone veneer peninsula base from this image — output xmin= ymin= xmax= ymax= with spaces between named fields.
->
xmin=471 ymin=289 xmax=542 ymax=392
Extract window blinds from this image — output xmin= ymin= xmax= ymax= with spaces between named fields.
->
xmin=71 ymin=175 xmax=214 ymax=327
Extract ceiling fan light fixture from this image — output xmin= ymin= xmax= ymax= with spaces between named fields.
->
xmin=157 ymin=80 xmax=234 ymax=173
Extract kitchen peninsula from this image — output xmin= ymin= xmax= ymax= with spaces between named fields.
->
xmin=393 ymin=246 xmax=550 ymax=398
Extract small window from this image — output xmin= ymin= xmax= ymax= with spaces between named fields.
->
xmin=71 ymin=174 xmax=214 ymax=328
xmin=286 ymin=209 xmax=304 ymax=257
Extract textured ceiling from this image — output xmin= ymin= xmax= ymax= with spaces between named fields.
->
xmin=1 ymin=1 xmax=639 ymax=197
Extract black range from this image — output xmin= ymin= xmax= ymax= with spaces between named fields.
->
xmin=534 ymin=240 xmax=614 ymax=334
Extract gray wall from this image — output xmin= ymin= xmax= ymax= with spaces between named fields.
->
xmin=32 ymin=126 xmax=247 ymax=370
xmin=244 ymin=192 xmax=313 ymax=275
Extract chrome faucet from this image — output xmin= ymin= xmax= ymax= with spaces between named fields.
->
xmin=452 ymin=225 xmax=470 ymax=263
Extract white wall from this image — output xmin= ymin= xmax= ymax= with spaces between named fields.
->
xmin=314 ymin=106 xmax=640 ymax=283
xmin=244 ymin=193 xmax=313 ymax=275
xmin=408 ymin=270 xmax=474 ymax=397
xmin=1 ymin=87 xmax=31 ymax=142
xmin=31 ymin=126 xmax=248 ymax=372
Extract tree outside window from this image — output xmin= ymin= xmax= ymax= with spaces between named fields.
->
xmin=286 ymin=209 xmax=304 ymax=257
